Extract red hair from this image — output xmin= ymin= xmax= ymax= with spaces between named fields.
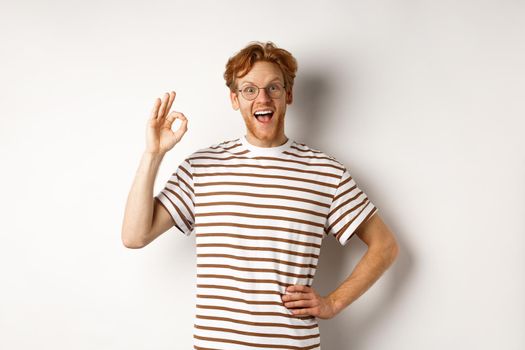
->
xmin=224 ymin=41 xmax=298 ymax=93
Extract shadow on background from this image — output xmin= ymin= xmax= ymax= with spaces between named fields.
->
xmin=294 ymin=68 xmax=409 ymax=349
xmin=291 ymin=68 xmax=335 ymax=149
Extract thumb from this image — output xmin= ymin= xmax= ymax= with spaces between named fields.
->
xmin=162 ymin=112 xmax=177 ymax=130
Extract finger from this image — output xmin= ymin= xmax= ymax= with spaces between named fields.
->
xmin=287 ymin=285 xmax=311 ymax=293
xmin=173 ymin=111 xmax=188 ymax=124
xmin=149 ymin=98 xmax=161 ymax=120
xmin=156 ymin=92 xmax=170 ymax=120
xmin=161 ymin=113 xmax=175 ymax=130
xmin=169 ymin=113 xmax=189 ymax=137
xmin=282 ymin=291 xmax=311 ymax=302
xmin=291 ymin=307 xmax=316 ymax=316
xmin=165 ymin=91 xmax=176 ymax=115
xmin=295 ymin=292 xmax=313 ymax=300
xmin=284 ymin=299 xmax=315 ymax=309
xmin=162 ymin=111 xmax=186 ymax=129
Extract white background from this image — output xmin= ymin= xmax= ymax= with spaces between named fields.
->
xmin=1 ymin=0 xmax=523 ymax=349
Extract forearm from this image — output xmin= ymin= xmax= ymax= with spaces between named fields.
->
xmin=327 ymin=242 xmax=398 ymax=315
xmin=121 ymin=151 xmax=165 ymax=247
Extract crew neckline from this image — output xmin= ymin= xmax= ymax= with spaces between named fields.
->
xmin=240 ymin=134 xmax=294 ymax=157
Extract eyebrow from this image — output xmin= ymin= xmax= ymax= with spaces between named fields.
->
xmin=240 ymin=78 xmax=282 ymax=86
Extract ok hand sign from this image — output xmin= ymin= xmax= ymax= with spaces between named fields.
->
xmin=145 ymin=91 xmax=188 ymax=155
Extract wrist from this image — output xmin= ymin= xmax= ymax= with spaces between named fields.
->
xmin=143 ymin=150 xmax=166 ymax=159
xmin=328 ymin=293 xmax=344 ymax=316
xmin=139 ymin=151 xmax=165 ymax=174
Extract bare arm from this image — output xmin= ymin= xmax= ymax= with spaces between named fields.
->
xmin=121 ymin=91 xmax=188 ymax=248
xmin=281 ymin=213 xmax=399 ymax=319
xmin=121 ymin=152 xmax=168 ymax=248
xmin=328 ymin=213 xmax=399 ymax=314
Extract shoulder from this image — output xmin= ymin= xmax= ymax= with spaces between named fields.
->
xmin=289 ymin=140 xmax=346 ymax=173
xmin=186 ymin=137 xmax=243 ymax=161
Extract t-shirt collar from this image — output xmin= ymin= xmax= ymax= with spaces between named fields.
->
xmin=240 ymin=134 xmax=293 ymax=157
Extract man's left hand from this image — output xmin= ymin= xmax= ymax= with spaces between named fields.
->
xmin=281 ymin=285 xmax=338 ymax=320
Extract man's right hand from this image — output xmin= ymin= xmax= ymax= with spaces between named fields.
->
xmin=145 ymin=91 xmax=188 ymax=155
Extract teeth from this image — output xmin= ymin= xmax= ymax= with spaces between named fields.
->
xmin=254 ymin=110 xmax=273 ymax=116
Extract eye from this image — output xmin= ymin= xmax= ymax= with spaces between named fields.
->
xmin=243 ymin=86 xmax=257 ymax=94
xmin=269 ymin=83 xmax=283 ymax=92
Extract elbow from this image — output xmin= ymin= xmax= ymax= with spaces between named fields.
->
xmin=370 ymin=238 xmax=399 ymax=267
xmin=386 ymin=240 xmax=400 ymax=266
xmin=121 ymin=230 xmax=145 ymax=249
xmin=122 ymin=240 xmax=144 ymax=249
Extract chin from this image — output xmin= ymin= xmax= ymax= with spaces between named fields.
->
xmin=248 ymin=124 xmax=278 ymax=138
xmin=244 ymin=116 xmax=282 ymax=139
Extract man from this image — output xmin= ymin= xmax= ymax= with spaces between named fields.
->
xmin=122 ymin=41 xmax=399 ymax=349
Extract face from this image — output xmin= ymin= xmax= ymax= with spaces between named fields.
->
xmin=230 ymin=61 xmax=293 ymax=144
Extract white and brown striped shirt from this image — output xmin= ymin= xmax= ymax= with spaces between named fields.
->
xmin=155 ymin=135 xmax=378 ymax=350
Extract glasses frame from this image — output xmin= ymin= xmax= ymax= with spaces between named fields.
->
xmin=237 ymin=82 xmax=287 ymax=101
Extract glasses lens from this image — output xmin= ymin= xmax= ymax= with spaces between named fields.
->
xmin=267 ymin=83 xmax=284 ymax=99
xmin=240 ymin=84 xmax=285 ymax=100
xmin=242 ymin=86 xmax=258 ymax=100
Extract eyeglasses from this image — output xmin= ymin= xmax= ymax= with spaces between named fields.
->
xmin=237 ymin=82 xmax=286 ymax=101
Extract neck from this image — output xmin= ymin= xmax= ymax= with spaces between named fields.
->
xmin=245 ymin=132 xmax=288 ymax=148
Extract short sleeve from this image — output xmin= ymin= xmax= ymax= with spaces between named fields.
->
xmin=154 ymin=157 xmax=195 ymax=236
xmin=325 ymin=167 xmax=378 ymax=246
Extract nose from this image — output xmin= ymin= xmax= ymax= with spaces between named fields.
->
xmin=255 ymin=87 xmax=271 ymax=103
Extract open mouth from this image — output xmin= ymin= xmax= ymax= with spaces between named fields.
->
xmin=254 ymin=110 xmax=274 ymax=124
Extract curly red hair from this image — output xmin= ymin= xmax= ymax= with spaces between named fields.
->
xmin=224 ymin=41 xmax=298 ymax=93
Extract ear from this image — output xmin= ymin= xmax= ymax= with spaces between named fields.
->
xmin=286 ymin=88 xmax=293 ymax=105
xmin=230 ymin=90 xmax=240 ymax=110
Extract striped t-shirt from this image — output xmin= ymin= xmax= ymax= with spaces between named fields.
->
xmin=155 ymin=135 xmax=378 ymax=350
